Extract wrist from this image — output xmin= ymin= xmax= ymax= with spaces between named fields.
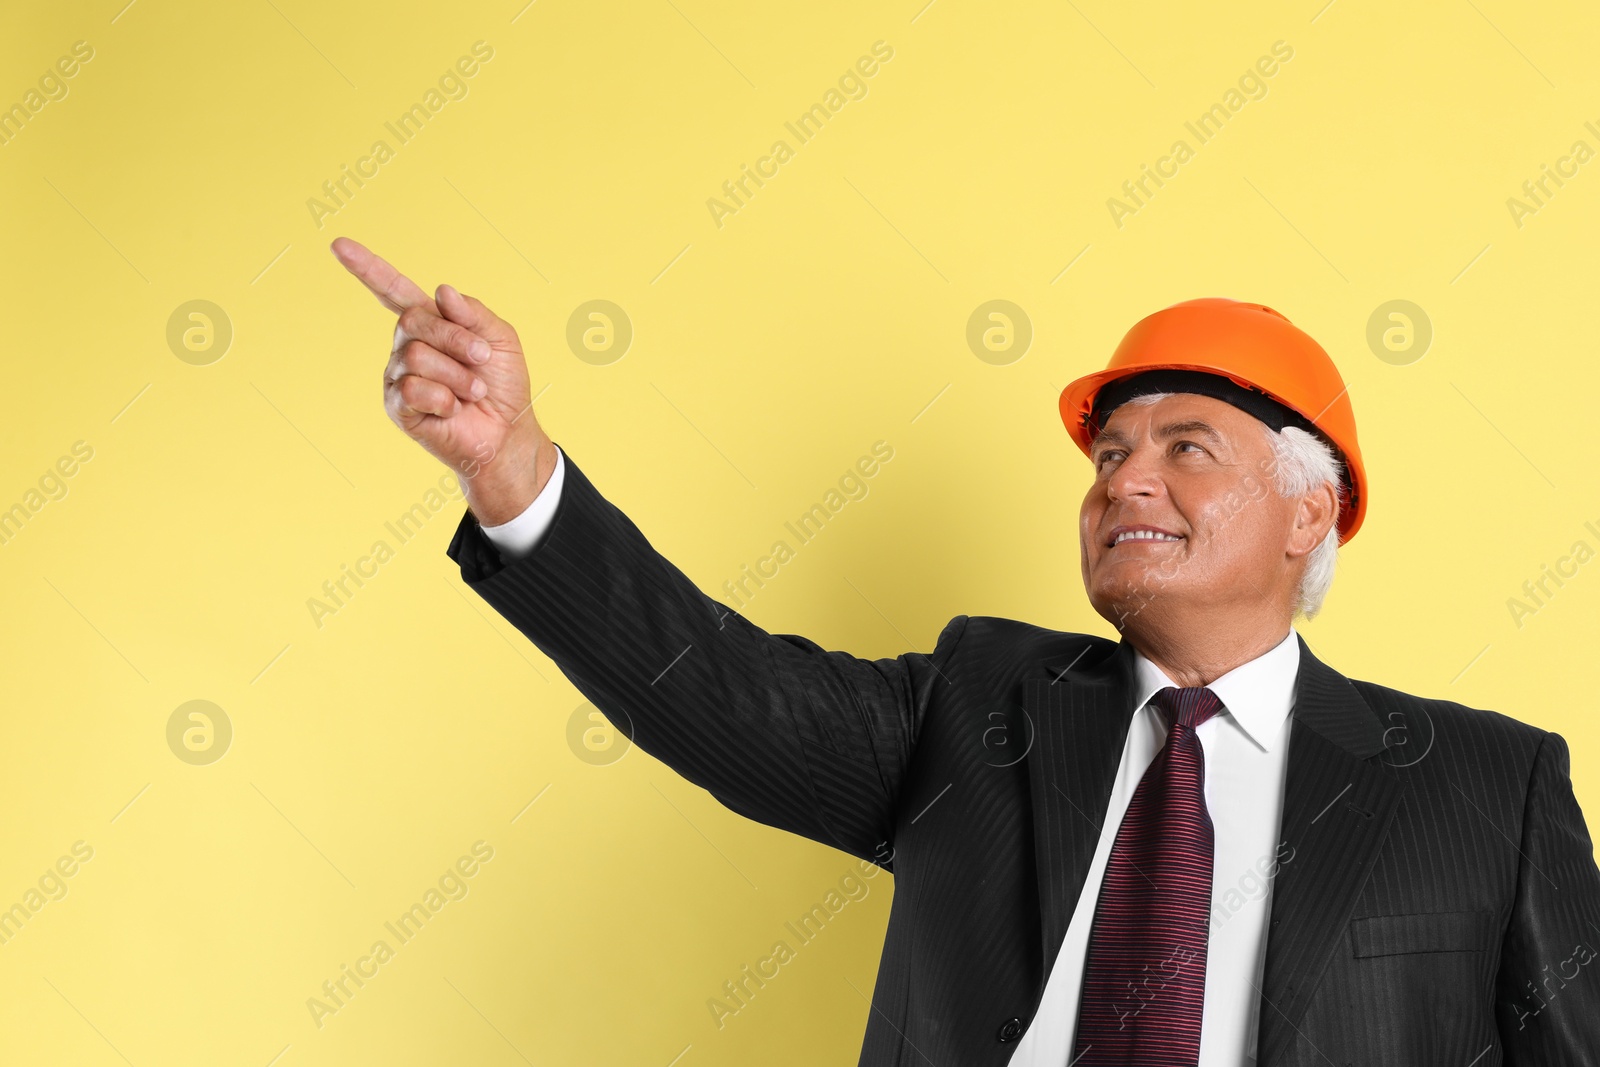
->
xmin=463 ymin=433 xmax=553 ymax=527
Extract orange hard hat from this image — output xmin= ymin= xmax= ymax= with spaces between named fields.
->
xmin=1059 ymin=297 xmax=1367 ymax=542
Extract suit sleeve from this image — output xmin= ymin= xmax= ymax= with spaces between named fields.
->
xmin=1494 ymin=730 xmax=1600 ymax=1059
xmin=445 ymin=443 xmax=971 ymax=867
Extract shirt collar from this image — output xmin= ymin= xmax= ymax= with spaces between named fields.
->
xmin=1129 ymin=627 xmax=1301 ymax=751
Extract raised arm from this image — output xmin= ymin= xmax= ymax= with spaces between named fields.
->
xmin=332 ymin=236 xmax=969 ymax=865
xmin=448 ymin=441 xmax=968 ymax=863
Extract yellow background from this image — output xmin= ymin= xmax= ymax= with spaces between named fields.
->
xmin=3 ymin=1 xmax=1598 ymax=1063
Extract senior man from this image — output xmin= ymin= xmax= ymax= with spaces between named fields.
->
xmin=334 ymin=236 xmax=1600 ymax=1066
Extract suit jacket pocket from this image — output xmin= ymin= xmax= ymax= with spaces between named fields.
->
xmin=1349 ymin=909 xmax=1498 ymax=958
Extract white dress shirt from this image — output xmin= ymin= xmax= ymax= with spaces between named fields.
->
xmin=476 ymin=444 xmax=1301 ymax=1064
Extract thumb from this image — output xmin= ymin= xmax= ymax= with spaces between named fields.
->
xmin=436 ymin=283 xmax=517 ymax=349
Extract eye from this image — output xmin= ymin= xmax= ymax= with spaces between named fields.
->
xmin=1173 ymin=440 xmax=1206 ymax=456
xmin=1093 ymin=448 xmax=1127 ymax=470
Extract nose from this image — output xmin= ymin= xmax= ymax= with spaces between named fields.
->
xmin=1104 ymin=442 xmax=1162 ymax=504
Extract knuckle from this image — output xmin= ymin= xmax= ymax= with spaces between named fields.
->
xmin=398 ymin=305 xmax=427 ymax=333
xmin=401 ymin=375 xmax=450 ymax=415
xmin=400 ymin=375 xmax=432 ymax=404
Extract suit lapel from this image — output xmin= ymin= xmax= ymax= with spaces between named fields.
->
xmin=1254 ymin=635 xmax=1406 ymax=1065
xmin=1025 ymin=638 xmax=1138 ymax=978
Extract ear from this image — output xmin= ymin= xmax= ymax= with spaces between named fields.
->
xmin=1287 ymin=480 xmax=1338 ymax=558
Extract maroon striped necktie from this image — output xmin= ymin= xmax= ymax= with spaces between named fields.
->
xmin=1070 ymin=685 xmax=1224 ymax=1066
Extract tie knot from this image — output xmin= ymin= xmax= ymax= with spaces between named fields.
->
xmin=1149 ymin=686 xmax=1224 ymax=730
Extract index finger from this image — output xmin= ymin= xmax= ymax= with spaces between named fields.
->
xmin=330 ymin=236 xmax=437 ymax=316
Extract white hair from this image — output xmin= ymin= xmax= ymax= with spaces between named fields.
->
xmin=1266 ymin=426 xmax=1342 ymax=618
xmin=1119 ymin=392 xmax=1342 ymax=618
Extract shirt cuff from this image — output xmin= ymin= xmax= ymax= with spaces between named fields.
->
xmin=478 ymin=444 xmax=565 ymax=561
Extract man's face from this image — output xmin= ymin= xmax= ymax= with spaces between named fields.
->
xmin=1078 ymin=392 xmax=1301 ymax=629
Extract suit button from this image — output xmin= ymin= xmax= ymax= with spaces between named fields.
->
xmin=997 ymin=1017 xmax=1025 ymax=1043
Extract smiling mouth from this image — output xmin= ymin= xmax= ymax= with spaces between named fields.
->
xmin=1109 ymin=529 xmax=1184 ymax=547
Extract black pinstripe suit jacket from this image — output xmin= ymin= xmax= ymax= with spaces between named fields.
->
xmin=447 ymin=446 xmax=1600 ymax=1066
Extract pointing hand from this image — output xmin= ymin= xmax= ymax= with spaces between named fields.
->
xmin=331 ymin=236 xmax=556 ymax=525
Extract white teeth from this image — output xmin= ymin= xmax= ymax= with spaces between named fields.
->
xmin=1113 ymin=529 xmax=1182 ymax=545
